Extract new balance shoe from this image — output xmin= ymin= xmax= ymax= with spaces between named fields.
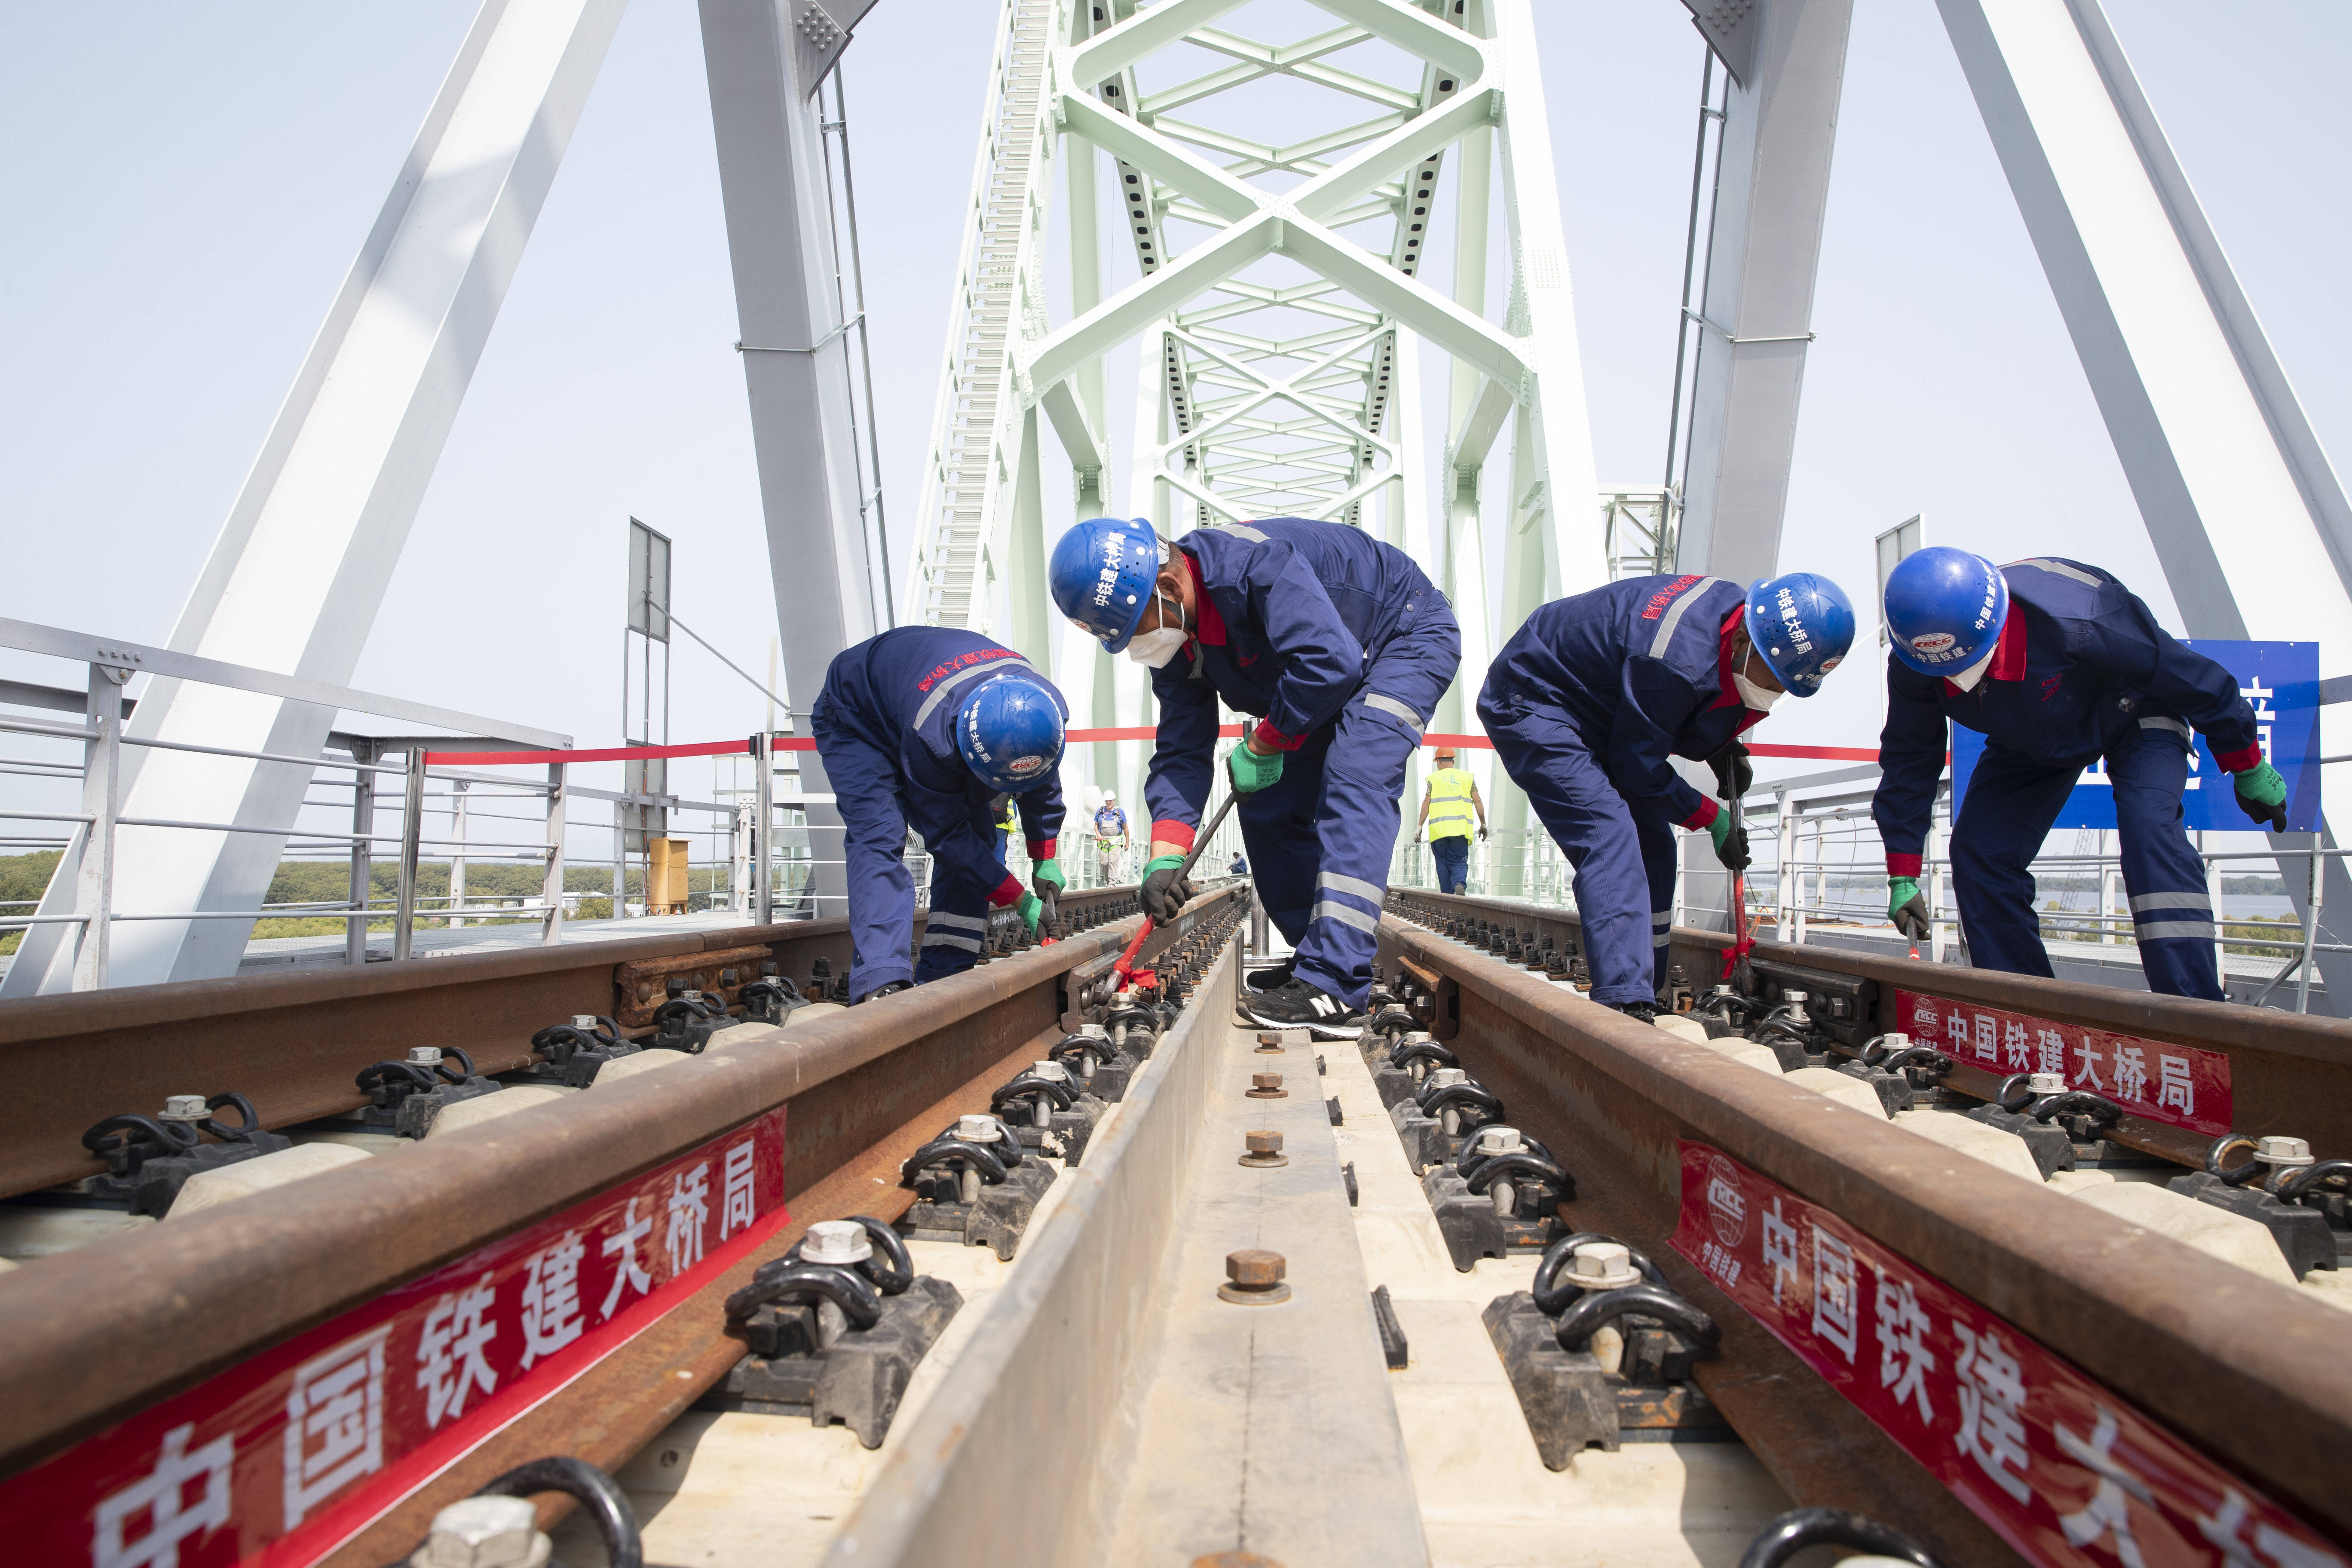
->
xmin=1242 ymin=976 xmax=1364 ymax=1038
xmin=1244 ymin=959 xmax=1295 ymax=992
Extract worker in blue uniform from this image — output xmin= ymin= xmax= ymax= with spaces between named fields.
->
xmin=1048 ymin=516 xmax=1461 ymax=1036
xmin=810 ymin=628 xmax=1069 ymax=1004
xmin=1479 ymin=571 xmax=1856 ymax=1019
xmin=1874 ymin=549 xmax=2285 ymax=1001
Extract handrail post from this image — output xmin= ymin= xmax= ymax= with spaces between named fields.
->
xmin=543 ymin=760 xmax=566 ymax=946
xmin=70 ymin=661 xmax=122 ymax=990
xmin=2298 ymin=831 xmax=2323 ymax=1014
xmin=347 ymin=739 xmax=376 ymax=965
xmin=754 ymin=733 xmax=774 ymax=925
xmin=449 ymin=779 xmax=470 ymax=928
xmin=2205 ymin=832 xmax=2225 ymax=983
xmin=395 ymin=750 xmax=423 ymax=960
xmin=1775 ymin=789 xmax=1795 ymax=943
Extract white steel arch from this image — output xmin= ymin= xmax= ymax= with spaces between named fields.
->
xmin=902 ymin=0 xmax=1606 ymax=880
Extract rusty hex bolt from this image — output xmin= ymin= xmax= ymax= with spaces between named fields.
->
xmin=1246 ymin=1072 xmax=1288 ymax=1099
xmin=1219 ymin=1248 xmax=1292 ymax=1305
xmin=1238 ymin=1129 xmax=1288 ymax=1168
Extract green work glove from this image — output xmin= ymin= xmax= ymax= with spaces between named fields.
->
xmin=1889 ymin=877 xmax=1931 ymax=940
xmin=1227 ymin=741 xmax=1285 ymax=794
xmin=1031 ymin=857 xmax=1065 ymax=928
xmin=1141 ymin=853 xmax=1192 ymax=922
xmin=1016 ymin=891 xmax=1045 ymax=936
xmin=1706 ymin=811 xmax=1750 ymax=871
xmin=2234 ymin=759 xmax=2288 ymax=832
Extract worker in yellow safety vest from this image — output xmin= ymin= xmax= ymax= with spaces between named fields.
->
xmin=993 ymin=793 xmax=1020 ymax=865
xmin=1414 ymin=745 xmax=1485 ymax=894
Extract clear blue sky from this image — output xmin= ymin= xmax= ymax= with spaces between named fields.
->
xmin=3 ymin=0 xmax=2346 ymax=810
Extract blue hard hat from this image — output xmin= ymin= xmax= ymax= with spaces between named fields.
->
xmin=1883 ymin=547 xmax=2009 ymax=679
xmin=1742 ymin=572 xmax=1857 ymax=698
xmin=1049 ymin=517 xmax=1165 ymax=652
xmin=956 ymin=672 xmax=1065 ymax=793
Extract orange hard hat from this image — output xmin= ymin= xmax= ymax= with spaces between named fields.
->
xmin=1433 ymin=745 xmax=1458 ymax=761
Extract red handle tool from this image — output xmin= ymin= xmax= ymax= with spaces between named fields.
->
xmin=1112 ymin=790 xmax=1238 ymax=986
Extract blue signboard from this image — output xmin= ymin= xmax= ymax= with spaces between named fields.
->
xmin=1949 ymin=641 xmax=2320 ymax=833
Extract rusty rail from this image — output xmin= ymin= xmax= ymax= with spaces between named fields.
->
xmin=1390 ymin=889 xmax=2352 ymax=1163
xmin=0 ymin=886 xmax=1148 ymax=1200
xmin=0 ymin=885 xmax=1235 ymax=1486
xmin=1374 ymin=901 xmax=2352 ymax=1550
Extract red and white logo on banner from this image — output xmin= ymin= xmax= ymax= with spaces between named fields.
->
xmin=0 ymin=1107 xmax=790 ymax=1568
xmin=1670 ymin=1140 xmax=2340 ymax=1568
xmin=1896 ymin=989 xmax=2232 ymax=1136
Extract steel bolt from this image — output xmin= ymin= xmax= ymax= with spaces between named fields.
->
xmin=1227 ymin=1250 xmax=1284 ymax=1287
xmin=956 ymin=1113 xmax=1002 ymax=1142
xmin=1237 ymin=1129 xmax=1288 ymax=1168
xmin=802 ymin=1219 xmax=873 ymax=1265
xmin=1246 ymin=1072 xmax=1288 ymax=1099
xmin=2256 ymin=1136 xmax=2316 ymax=1167
xmin=1471 ymin=1125 xmax=1524 ymax=1157
xmin=1567 ymin=1241 xmax=1643 ymax=1290
xmin=2028 ymin=1072 xmax=2067 ymax=1096
xmin=572 ymin=1014 xmax=597 ymax=1029
xmin=160 ymin=1095 xmax=207 ymax=1122
xmin=1219 ymin=1248 xmax=1292 ymax=1305
xmin=410 ymin=1495 xmax=548 ymax=1568
xmin=408 ymin=1047 xmax=443 ymax=1066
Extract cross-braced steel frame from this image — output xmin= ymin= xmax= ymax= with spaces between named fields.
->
xmin=903 ymin=0 xmax=1603 ymax=857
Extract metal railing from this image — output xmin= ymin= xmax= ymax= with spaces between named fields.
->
xmin=0 ymin=617 xmax=570 ymax=991
xmin=1384 ymin=759 xmax=2340 ymax=1014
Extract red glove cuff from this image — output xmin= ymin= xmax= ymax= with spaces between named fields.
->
xmin=1253 ymin=719 xmax=1307 ymax=753
xmin=1027 ymin=837 xmax=1057 ymax=861
xmin=1886 ymin=852 xmax=1923 ymax=878
xmin=2215 ymin=744 xmax=2263 ymax=774
xmin=1151 ymin=818 xmax=1197 ymax=852
xmin=1680 ymin=798 xmax=1720 ymax=831
xmin=988 ymin=873 xmax=1025 ymax=908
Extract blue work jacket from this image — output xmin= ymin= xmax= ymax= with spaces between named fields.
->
xmin=1143 ymin=518 xmax=1439 ymax=833
xmin=1872 ymin=557 xmax=2261 ymax=864
xmin=1478 ymin=573 xmax=1763 ymax=828
xmin=815 ymin=627 xmax=1068 ymax=869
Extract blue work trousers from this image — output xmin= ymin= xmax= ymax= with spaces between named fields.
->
xmin=1486 ymin=702 xmax=1678 ymax=1006
xmin=1953 ymin=726 xmax=2223 ymax=1000
xmin=811 ymin=717 xmax=998 ymax=1002
xmin=1430 ymin=835 xmax=1470 ymax=895
xmin=1241 ymin=611 xmax=1461 ymax=1008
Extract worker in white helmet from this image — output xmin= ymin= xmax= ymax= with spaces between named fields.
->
xmin=1093 ymin=791 xmax=1130 ymax=885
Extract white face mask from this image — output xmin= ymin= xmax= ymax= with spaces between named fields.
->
xmin=1944 ymin=643 xmax=1998 ymax=692
xmin=1733 ymin=668 xmax=1783 ymax=712
xmin=1125 ymin=584 xmax=1188 ymax=667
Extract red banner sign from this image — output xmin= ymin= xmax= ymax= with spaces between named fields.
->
xmin=0 ymin=1108 xmax=790 ymax=1568
xmin=1895 ymin=989 xmax=2232 ymax=1136
xmin=1671 ymin=1140 xmax=2339 ymax=1568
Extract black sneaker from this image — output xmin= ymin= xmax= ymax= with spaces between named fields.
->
xmin=1605 ymin=999 xmax=1659 ymax=1024
xmin=1244 ymin=959 xmax=1295 ymax=992
xmin=1243 ymin=977 xmax=1364 ymax=1038
xmin=856 ymin=979 xmax=914 ymax=1005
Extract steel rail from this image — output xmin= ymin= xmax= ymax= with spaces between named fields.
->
xmin=1395 ymin=889 xmax=2352 ymax=1161
xmin=0 ymin=886 xmax=1142 ymax=1203
xmin=0 ymin=886 xmax=1237 ymax=1496
xmin=1374 ymin=903 xmax=2352 ymax=1544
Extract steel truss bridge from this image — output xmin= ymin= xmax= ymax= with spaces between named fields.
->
xmin=10 ymin=0 xmax=2352 ymax=1004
